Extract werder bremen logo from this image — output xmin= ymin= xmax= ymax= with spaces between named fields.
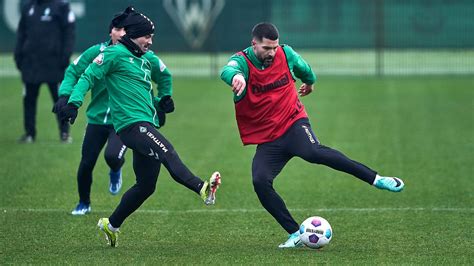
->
xmin=163 ymin=0 xmax=225 ymax=49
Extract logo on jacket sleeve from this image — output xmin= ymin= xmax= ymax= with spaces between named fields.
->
xmin=158 ymin=59 xmax=167 ymax=72
xmin=93 ymin=53 xmax=104 ymax=65
xmin=227 ymin=60 xmax=238 ymax=67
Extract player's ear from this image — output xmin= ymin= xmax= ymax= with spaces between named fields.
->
xmin=251 ymin=39 xmax=257 ymax=47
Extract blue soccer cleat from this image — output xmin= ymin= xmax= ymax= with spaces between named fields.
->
xmin=109 ymin=169 xmax=122 ymax=195
xmin=374 ymin=176 xmax=404 ymax=192
xmin=278 ymin=231 xmax=304 ymax=248
xmin=71 ymin=202 xmax=91 ymax=215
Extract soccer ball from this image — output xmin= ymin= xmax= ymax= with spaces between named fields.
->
xmin=299 ymin=216 xmax=333 ymax=249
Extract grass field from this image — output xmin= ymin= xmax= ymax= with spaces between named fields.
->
xmin=0 ymin=75 xmax=473 ymax=264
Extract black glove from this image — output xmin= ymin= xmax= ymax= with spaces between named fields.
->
xmin=157 ymin=111 xmax=166 ymax=127
xmin=159 ymin=95 xmax=175 ymax=113
xmin=59 ymin=103 xmax=78 ymax=124
xmin=52 ymin=96 xmax=70 ymax=113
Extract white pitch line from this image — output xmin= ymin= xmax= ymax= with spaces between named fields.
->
xmin=1 ymin=207 xmax=473 ymax=214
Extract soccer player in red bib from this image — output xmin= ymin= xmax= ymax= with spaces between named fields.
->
xmin=220 ymin=23 xmax=405 ymax=248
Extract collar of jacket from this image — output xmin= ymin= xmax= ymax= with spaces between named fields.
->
xmin=118 ymin=35 xmax=144 ymax=57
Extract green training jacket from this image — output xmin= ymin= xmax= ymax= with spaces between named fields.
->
xmin=68 ymin=43 xmax=171 ymax=132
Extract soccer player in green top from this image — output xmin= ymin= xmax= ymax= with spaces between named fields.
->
xmin=54 ymin=8 xmax=176 ymax=216
xmin=53 ymin=9 xmax=133 ymax=215
xmin=59 ymin=9 xmax=221 ymax=247
xmin=220 ymin=23 xmax=404 ymax=248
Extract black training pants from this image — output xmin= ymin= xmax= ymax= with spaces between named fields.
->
xmin=77 ymin=124 xmax=127 ymax=204
xmin=109 ymin=122 xmax=204 ymax=227
xmin=23 ymin=82 xmax=69 ymax=138
xmin=252 ymin=118 xmax=377 ymax=234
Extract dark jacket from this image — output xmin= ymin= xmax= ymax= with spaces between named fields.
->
xmin=14 ymin=0 xmax=75 ymax=83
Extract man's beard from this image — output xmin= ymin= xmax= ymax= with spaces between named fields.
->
xmin=260 ymin=55 xmax=274 ymax=68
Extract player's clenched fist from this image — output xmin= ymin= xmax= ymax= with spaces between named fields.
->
xmin=232 ymin=74 xmax=246 ymax=96
xmin=298 ymin=83 xmax=314 ymax=97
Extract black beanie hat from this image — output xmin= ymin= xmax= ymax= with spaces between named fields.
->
xmin=123 ymin=11 xmax=155 ymax=39
xmin=108 ymin=6 xmax=136 ymax=33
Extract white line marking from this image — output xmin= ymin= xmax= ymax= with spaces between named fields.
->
xmin=1 ymin=207 xmax=473 ymax=214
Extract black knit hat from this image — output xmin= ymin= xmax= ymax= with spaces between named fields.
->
xmin=108 ymin=6 xmax=135 ymax=33
xmin=122 ymin=10 xmax=155 ymax=39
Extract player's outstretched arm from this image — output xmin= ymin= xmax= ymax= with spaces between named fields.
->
xmin=68 ymin=49 xmax=115 ymax=110
xmin=54 ymin=44 xmax=104 ymax=114
xmin=220 ymin=54 xmax=248 ymax=84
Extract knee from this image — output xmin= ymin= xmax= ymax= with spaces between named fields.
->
xmin=252 ymin=174 xmax=273 ymax=193
xmin=79 ymin=157 xmax=96 ymax=170
xmin=160 ymin=148 xmax=178 ymax=163
xmin=140 ymin=181 xmax=156 ymax=197
xmin=104 ymin=152 xmax=123 ymax=168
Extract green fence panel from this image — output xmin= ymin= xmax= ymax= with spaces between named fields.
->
xmin=1 ymin=0 xmax=473 ymax=53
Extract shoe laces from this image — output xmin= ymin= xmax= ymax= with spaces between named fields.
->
xmin=382 ymin=177 xmax=400 ymax=187
xmin=288 ymin=231 xmax=300 ymax=240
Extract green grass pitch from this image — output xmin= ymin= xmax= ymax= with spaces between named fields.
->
xmin=0 ymin=75 xmax=472 ymax=263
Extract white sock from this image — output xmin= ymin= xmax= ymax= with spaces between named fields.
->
xmin=372 ymin=174 xmax=382 ymax=185
xmin=108 ymin=223 xmax=119 ymax=232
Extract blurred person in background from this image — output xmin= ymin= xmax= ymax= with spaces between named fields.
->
xmin=59 ymin=8 xmax=221 ymax=247
xmin=220 ymin=22 xmax=404 ymax=248
xmin=14 ymin=0 xmax=75 ymax=143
